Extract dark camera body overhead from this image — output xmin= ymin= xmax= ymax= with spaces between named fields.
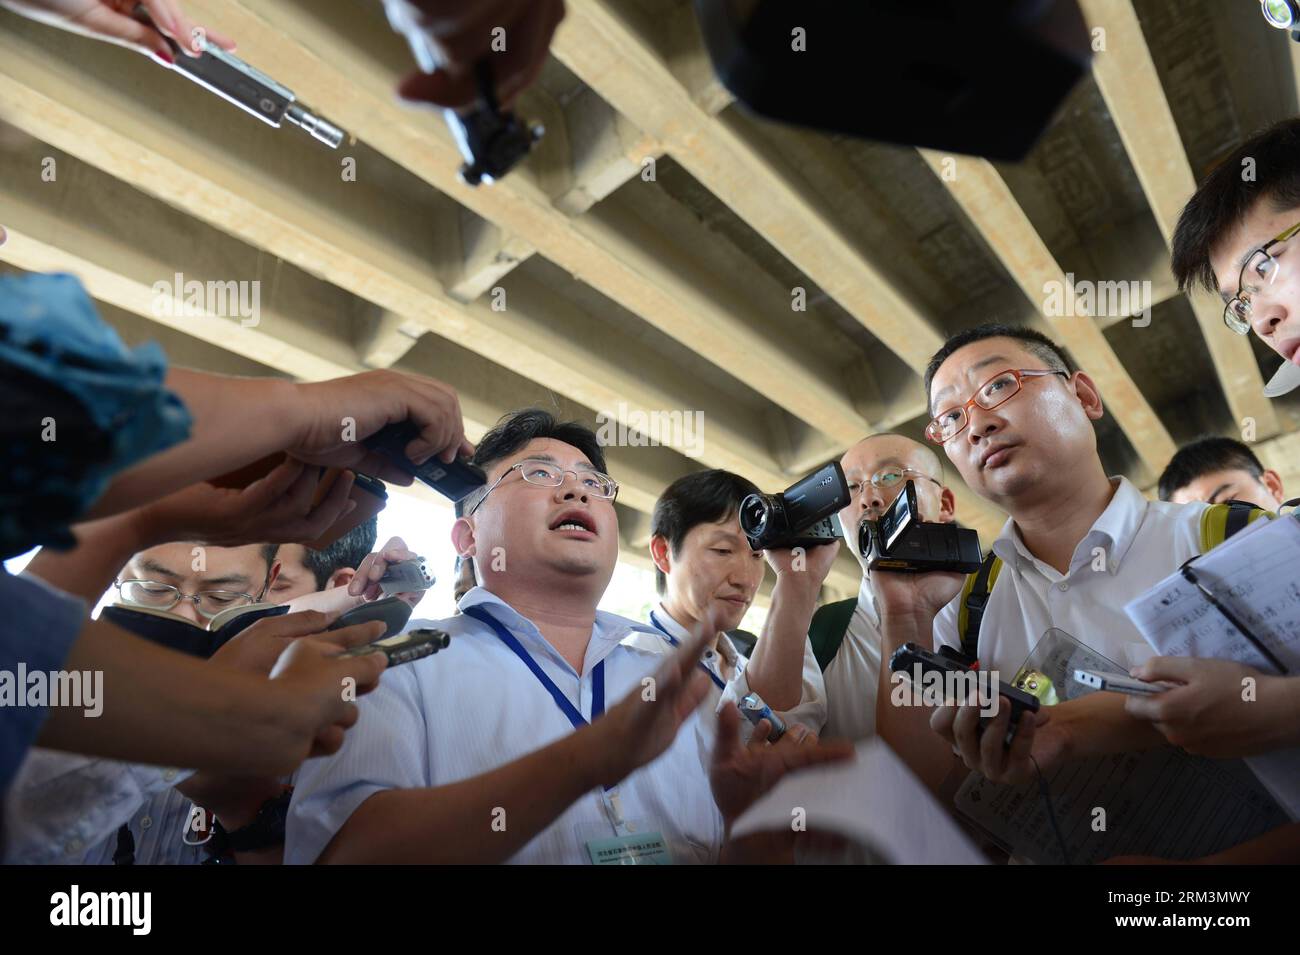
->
xmin=695 ymin=0 xmax=1092 ymax=161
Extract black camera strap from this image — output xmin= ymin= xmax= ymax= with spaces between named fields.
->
xmin=959 ymin=553 xmax=1002 ymax=663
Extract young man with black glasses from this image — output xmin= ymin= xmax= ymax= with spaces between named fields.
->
xmin=1173 ymin=116 xmax=1300 ymax=398
xmin=112 ymin=542 xmax=280 ymax=625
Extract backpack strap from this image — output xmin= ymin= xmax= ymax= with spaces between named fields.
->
xmin=1198 ymin=499 xmax=1272 ymax=553
xmin=808 ymin=598 xmax=858 ymax=672
xmin=956 ymin=552 xmax=1002 ymax=663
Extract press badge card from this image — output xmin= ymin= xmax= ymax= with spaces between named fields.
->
xmin=577 ymin=787 xmax=675 ymax=865
xmin=576 ymin=819 xmax=673 ymax=865
xmin=953 ymin=627 xmax=1289 ymax=864
xmin=584 ymin=831 xmax=673 ymax=865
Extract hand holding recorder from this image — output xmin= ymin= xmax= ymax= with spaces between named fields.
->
xmin=889 ymin=644 xmax=1066 ymax=786
xmin=1124 ymin=656 xmax=1300 ymax=758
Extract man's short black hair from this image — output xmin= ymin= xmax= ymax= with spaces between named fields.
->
xmin=253 ymin=543 xmax=280 ymax=597
xmin=1172 ymin=118 xmax=1300 ymax=297
xmin=923 ymin=323 xmax=1075 ymax=411
xmin=651 ymin=469 xmax=761 ymax=595
xmin=465 ymin=409 xmax=609 ymax=512
xmin=1156 ymin=436 xmax=1265 ymax=502
xmin=299 ymin=517 xmax=378 ymax=591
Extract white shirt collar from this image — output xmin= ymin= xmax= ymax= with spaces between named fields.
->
xmin=991 ymin=476 xmax=1145 ymax=577
xmin=456 ymin=585 xmax=659 ymax=672
xmin=856 ymin=574 xmax=880 ymax=628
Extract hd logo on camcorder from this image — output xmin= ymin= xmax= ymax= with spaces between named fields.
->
xmin=50 ymin=885 xmax=151 ymax=935
xmin=595 ymin=403 xmax=704 ymax=458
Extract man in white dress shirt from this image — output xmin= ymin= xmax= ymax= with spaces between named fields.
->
xmin=873 ymin=324 xmax=1215 ymax=795
xmin=287 ymin=409 xmax=848 ymax=864
xmin=626 ymin=469 xmax=829 ymax=747
xmin=868 ymin=323 xmax=1300 ymax=862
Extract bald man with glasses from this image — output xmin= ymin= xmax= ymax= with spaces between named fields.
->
xmin=806 ymin=434 xmax=960 ymax=742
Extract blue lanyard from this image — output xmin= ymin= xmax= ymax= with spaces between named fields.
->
xmin=463 ymin=605 xmax=604 ymax=727
xmin=648 ymin=611 xmax=727 ymax=691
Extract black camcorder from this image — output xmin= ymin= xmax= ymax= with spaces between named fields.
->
xmin=695 ymin=0 xmax=1091 ymax=161
xmin=858 ymin=480 xmax=983 ymax=574
xmin=739 ymin=462 xmax=850 ymax=551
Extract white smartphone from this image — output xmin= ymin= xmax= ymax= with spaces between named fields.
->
xmin=1072 ymin=669 xmax=1174 ymax=696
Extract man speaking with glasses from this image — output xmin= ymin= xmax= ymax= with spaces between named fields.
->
xmin=805 ymin=435 xmax=959 ymax=746
xmin=287 ymin=408 xmax=848 ymax=864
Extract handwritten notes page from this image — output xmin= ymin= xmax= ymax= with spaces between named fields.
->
xmin=1125 ymin=513 xmax=1300 ymax=672
xmin=953 ymin=628 xmax=1290 ymax=861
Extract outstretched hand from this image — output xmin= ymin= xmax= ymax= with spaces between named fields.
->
xmin=710 ymin=704 xmax=854 ymax=826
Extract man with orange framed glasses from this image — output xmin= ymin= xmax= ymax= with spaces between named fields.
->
xmin=1173 ymin=116 xmax=1300 ymax=398
xmin=868 ymin=322 xmax=1300 ymax=860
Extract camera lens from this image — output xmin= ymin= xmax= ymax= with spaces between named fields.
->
xmin=1262 ymin=0 xmax=1297 ymax=28
xmin=738 ymin=493 xmax=771 ymax=538
xmin=857 ymin=518 xmax=876 ymax=559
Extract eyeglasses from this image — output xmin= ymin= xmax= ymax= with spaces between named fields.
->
xmin=115 ymin=579 xmax=263 ymax=619
xmin=847 ymin=467 xmax=942 ymax=498
xmin=1224 ymin=220 xmax=1300 ymax=334
xmin=466 ymin=458 xmax=619 ymax=516
xmin=926 ymin=368 xmax=1069 ymax=444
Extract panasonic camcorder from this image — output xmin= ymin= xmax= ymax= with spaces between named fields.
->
xmin=739 ymin=462 xmax=850 ymax=551
xmin=858 ymin=479 xmax=983 ymax=574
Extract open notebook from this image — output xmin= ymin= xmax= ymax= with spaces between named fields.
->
xmin=99 ymin=601 xmax=288 ymax=658
xmin=1125 ymin=511 xmax=1300 ymax=820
